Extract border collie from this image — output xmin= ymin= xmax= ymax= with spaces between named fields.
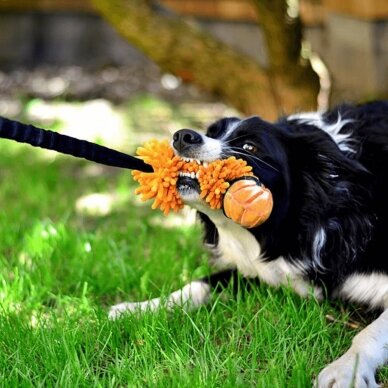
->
xmin=110 ymin=101 xmax=388 ymax=388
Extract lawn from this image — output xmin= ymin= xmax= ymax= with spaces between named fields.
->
xmin=0 ymin=97 xmax=386 ymax=387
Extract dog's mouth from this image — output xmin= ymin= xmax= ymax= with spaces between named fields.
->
xmin=177 ymin=174 xmax=200 ymax=195
xmin=176 ymin=157 xmax=211 ymax=202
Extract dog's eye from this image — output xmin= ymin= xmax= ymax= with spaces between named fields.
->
xmin=243 ymin=143 xmax=257 ymax=153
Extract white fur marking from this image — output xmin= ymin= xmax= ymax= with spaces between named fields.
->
xmin=288 ymin=112 xmax=356 ymax=153
xmin=312 ymin=228 xmax=326 ymax=272
xmin=221 ymin=119 xmax=241 ymax=140
xmin=108 ymin=281 xmax=211 ymax=319
xmin=338 ymin=273 xmax=388 ymax=310
xmin=197 ymin=136 xmax=223 ymax=161
xmin=317 ymin=308 xmax=388 ymax=388
xmin=195 ymin=205 xmax=322 ymax=300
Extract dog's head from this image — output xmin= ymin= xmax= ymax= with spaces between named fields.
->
xmin=172 ymin=116 xmax=290 ymax=227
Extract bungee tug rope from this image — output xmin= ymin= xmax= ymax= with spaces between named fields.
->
xmin=0 ymin=116 xmax=273 ymax=228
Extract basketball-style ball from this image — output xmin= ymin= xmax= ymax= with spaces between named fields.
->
xmin=223 ymin=177 xmax=273 ymax=228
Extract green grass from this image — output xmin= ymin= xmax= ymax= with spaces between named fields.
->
xmin=0 ymin=99 xmax=387 ymax=387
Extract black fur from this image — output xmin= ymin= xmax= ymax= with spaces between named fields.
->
xmin=200 ymin=101 xmax=388 ymax=297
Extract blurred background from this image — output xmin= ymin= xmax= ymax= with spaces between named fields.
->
xmin=0 ymin=0 xmax=387 ymax=134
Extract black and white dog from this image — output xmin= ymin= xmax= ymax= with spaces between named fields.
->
xmin=110 ymin=101 xmax=388 ymax=387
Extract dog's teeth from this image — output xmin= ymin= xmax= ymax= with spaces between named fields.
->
xmin=178 ymin=170 xmax=200 ymax=180
xmin=183 ymin=157 xmax=196 ymax=163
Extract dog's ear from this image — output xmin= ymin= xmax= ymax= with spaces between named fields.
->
xmin=286 ymin=130 xmax=369 ymax=181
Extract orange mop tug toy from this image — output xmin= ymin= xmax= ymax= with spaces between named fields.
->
xmin=0 ymin=116 xmax=273 ymax=229
xmin=133 ymin=139 xmax=273 ymax=228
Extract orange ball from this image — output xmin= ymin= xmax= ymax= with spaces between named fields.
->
xmin=223 ymin=178 xmax=273 ymax=228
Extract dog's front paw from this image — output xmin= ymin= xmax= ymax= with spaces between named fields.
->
xmin=108 ymin=302 xmax=144 ymax=320
xmin=316 ymin=351 xmax=379 ymax=388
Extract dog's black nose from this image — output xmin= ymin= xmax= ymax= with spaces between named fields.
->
xmin=173 ymin=129 xmax=203 ymax=153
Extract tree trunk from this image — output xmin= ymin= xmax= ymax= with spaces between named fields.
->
xmin=90 ymin=0 xmax=319 ymax=120
xmin=251 ymin=0 xmax=320 ymax=114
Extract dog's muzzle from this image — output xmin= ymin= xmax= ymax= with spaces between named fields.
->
xmin=172 ymin=129 xmax=203 ymax=155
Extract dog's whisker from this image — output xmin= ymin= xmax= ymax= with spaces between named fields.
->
xmin=221 ymin=135 xmax=250 ymax=145
xmin=222 ymin=146 xmax=280 ymax=172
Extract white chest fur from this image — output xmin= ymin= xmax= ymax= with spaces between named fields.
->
xmin=214 ymin=217 xmax=263 ymax=277
xmin=196 ymin=206 xmax=321 ymax=298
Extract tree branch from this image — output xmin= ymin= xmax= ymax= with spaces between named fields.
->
xmin=91 ymin=0 xmax=319 ymax=119
xmin=251 ymin=0 xmax=320 ymax=112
